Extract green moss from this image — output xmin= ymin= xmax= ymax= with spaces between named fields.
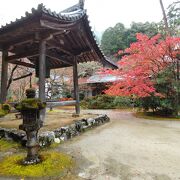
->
xmin=40 ymin=142 xmax=61 ymax=151
xmin=15 ymin=98 xmax=46 ymax=110
xmin=0 ymin=109 xmax=6 ymax=117
xmin=2 ymin=104 xmax=11 ymax=112
xmin=135 ymin=112 xmax=180 ymax=121
xmin=0 ymin=152 xmax=73 ymax=178
xmin=49 ymin=142 xmax=61 ymax=148
xmin=0 ymin=139 xmax=20 ymax=151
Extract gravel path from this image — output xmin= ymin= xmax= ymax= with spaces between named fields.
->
xmin=59 ymin=110 xmax=180 ymax=180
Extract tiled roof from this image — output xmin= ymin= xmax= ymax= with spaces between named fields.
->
xmin=87 ymin=74 xmax=122 ymax=84
xmin=0 ymin=3 xmax=86 ymax=31
xmin=0 ymin=1 xmax=118 ymax=69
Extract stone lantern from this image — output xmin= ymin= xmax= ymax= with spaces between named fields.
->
xmin=15 ymin=88 xmax=46 ymax=165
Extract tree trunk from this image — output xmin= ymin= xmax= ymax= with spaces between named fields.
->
xmin=7 ymin=64 xmax=18 ymax=90
xmin=159 ymin=0 xmax=170 ymax=35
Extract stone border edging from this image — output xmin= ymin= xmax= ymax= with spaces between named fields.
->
xmin=0 ymin=114 xmax=110 ymax=147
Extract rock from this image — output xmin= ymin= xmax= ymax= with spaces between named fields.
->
xmin=0 ymin=128 xmax=5 ymax=138
xmin=39 ymin=131 xmax=55 ymax=147
xmin=87 ymin=118 xmax=96 ymax=126
xmin=60 ymin=133 xmax=68 ymax=141
xmin=54 ymin=128 xmax=62 ymax=138
xmin=54 ymin=138 xmax=60 ymax=143
xmin=69 ymin=123 xmax=78 ymax=137
xmin=21 ymin=136 xmax=27 ymax=146
xmin=75 ymin=121 xmax=83 ymax=132
xmin=60 ymin=137 xmax=65 ymax=141
xmin=0 ymin=114 xmax=110 ymax=146
xmin=61 ymin=126 xmax=71 ymax=139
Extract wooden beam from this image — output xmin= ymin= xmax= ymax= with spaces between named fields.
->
xmin=46 ymin=100 xmax=76 ymax=108
xmin=3 ymin=34 xmax=35 ymax=49
xmin=4 ymin=31 xmax=54 ymax=50
xmin=7 ymin=51 xmax=39 ymax=62
xmin=0 ymin=50 xmax=8 ymax=103
xmin=39 ymin=39 xmax=46 ymax=101
xmin=46 ymin=52 xmax=73 ymax=65
xmin=75 ymin=49 xmax=92 ymax=56
xmin=46 ymin=40 xmax=74 ymax=56
xmin=13 ymin=73 xmax=32 ymax=81
xmin=39 ymin=39 xmax=46 ymax=121
xmin=73 ymin=56 xmax=80 ymax=114
xmin=10 ymin=61 xmax=35 ymax=68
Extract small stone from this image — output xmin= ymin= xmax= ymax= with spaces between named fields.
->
xmin=78 ymin=172 xmax=86 ymax=178
xmin=60 ymin=137 xmax=65 ymax=141
xmin=54 ymin=138 xmax=60 ymax=143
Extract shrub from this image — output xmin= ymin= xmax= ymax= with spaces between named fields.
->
xmin=86 ymin=95 xmax=114 ymax=109
xmin=2 ymin=104 xmax=11 ymax=113
xmin=79 ymin=92 xmax=85 ymax=101
xmin=62 ymin=91 xmax=72 ymax=98
xmin=81 ymin=95 xmax=132 ymax=109
xmin=0 ymin=103 xmax=11 ymax=117
xmin=113 ymin=96 xmax=132 ymax=108
xmin=134 ymin=95 xmax=180 ymax=116
xmin=134 ymin=96 xmax=160 ymax=112
xmin=0 ymin=109 xmax=6 ymax=118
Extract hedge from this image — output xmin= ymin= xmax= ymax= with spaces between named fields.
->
xmin=81 ymin=95 xmax=132 ymax=109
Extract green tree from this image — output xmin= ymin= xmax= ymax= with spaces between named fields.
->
xmin=125 ymin=22 xmax=158 ymax=47
xmin=101 ymin=23 xmax=127 ymax=56
xmin=167 ymin=1 xmax=180 ymax=36
xmin=101 ymin=22 xmax=158 ymax=58
xmin=158 ymin=1 xmax=180 ymax=36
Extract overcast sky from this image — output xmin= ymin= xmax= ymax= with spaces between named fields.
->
xmin=0 ymin=0 xmax=175 ymax=32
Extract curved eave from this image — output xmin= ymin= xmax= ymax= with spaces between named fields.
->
xmin=0 ymin=4 xmax=86 ymax=33
xmin=82 ymin=15 xmax=118 ymax=69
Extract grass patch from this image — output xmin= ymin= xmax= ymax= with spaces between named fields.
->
xmin=40 ymin=142 xmax=61 ymax=151
xmin=0 ymin=152 xmax=73 ymax=178
xmin=0 ymin=138 xmax=20 ymax=151
xmin=135 ymin=112 xmax=180 ymax=121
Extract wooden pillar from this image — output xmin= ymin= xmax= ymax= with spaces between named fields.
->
xmin=39 ymin=39 xmax=46 ymax=120
xmin=0 ymin=50 xmax=8 ymax=103
xmin=73 ymin=56 xmax=80 ymax=114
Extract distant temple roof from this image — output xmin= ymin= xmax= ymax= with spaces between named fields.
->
xmin=78 ymin=74 xmax=122 ymax=85
xmin=0 ymin=1 xmax=117 ymax=69
xmin=87 ymin=74 xmax=122 ymax=83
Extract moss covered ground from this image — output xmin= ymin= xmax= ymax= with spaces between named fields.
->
xmin=135 ymin=112 xmax=180 ymax=121
xmin=0 ymin=152 xmax=73 ymax=178
xmin=0 ymin=139 xmax=74 ymax=178
xmin=0 ymin=138 xmax=20 ymax=151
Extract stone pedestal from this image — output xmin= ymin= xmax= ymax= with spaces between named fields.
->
xmin=19 ymin=109 xmax=43 ymax=165
xmin=23 ymin=130 xmax=40 ymax=164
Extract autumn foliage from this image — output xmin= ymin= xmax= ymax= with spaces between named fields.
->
xmin=104 ymin=33 xmax=180 ymax=98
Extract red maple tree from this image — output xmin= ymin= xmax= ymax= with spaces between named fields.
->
xmin=103 ymin=33 xmax=180 ymax=98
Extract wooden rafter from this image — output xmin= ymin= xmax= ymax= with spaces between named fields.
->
xmin=10 ymin=60 xmax=35 ymax=68
xmin=46 ymin=40 xmax=74 ymax=56
xmin=46 ymin=51 xmax=73 ymax=65
xmin=7 ymin=51 xmax=39 ymax=62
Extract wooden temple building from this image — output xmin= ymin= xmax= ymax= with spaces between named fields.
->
xmin=0 ymin=0 xmax=117 ymax=115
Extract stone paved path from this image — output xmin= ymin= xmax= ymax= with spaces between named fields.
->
xmin=59 ymin=109 xmax=180 ymax=180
